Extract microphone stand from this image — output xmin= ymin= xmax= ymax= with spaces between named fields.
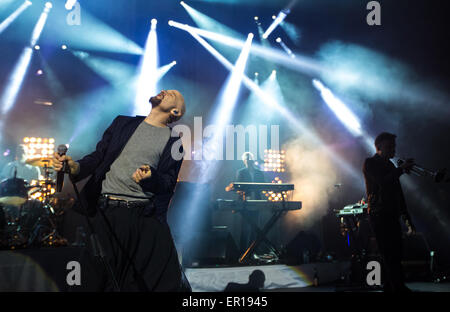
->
xmin=61 ymin=163 xmax=121 ymax=292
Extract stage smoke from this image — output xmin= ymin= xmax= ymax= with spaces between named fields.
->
xmin=283 ymin=135 xmax=338 ymax=230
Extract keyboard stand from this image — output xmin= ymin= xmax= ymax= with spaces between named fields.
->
xmin=238 ymin=198 xmax=287 ymax=264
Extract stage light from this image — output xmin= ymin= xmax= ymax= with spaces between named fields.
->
xmin=156 ymin=60 xmax=177 ymax=81
xmin=180 ymin=1 xmax=243 ymax=40
xmin=168 ymin=21 xmax=324 ymax=75
xmin=37 ymin=53 xmax=66 ymax=99
xmin=276 ymin=37 xmax=282 ymax=43
xmin=0 ymin=3 xmax=51 ymax=116
xmin=312 ymin=79 xmax=362 ymax=136
xmin=269 ymin=70 xmax=276 ymax=80
xmin=61 ymin=44 xmax=67 ymax=50
xmin=134 ymin=19 xmax=159 ymax=115
xmin=0 ymin=0 xmax=32 ymax=35
xmin=72 ymin=50 xmax=136 ymax=86
xmin=199 ymin=32 xmax=253 ymax=163
xmin=262 ymin=9 xmax=289 ymax=39
xmin=41 ymin=6 xmax=142 ymax=55
xmin=151 ymin=18 xmax=157 ymax=30
xmin=34 ymin=45 xmax=40 ymax=50
xmin=272 ymin=15 xmax=276 ymax=20
xmin=276 ymin=37 xmax=295 ymax=58
xmin=254 ymin=16 xmax=259 ymax=21
xmin=31 ymin=2 xmax=52 ymax=46
xmin=180 ymin=1 xmax=185 ymax=4
xmin=36 ymin=69 xmax=43 ymax=75
xmin=181 ymin=33 xmax=254 ymax=254
xmin=65 ymin=0 xmax=77 ymax=10
xmin=180 ymin=27 xmax=362 ymax=182
xmin=168 ymin=20 xmax=174 ymax=26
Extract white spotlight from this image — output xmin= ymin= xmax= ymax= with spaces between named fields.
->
xmin=312 ymin=79 xmax=362 ymax=136
xmin=168 ymin=20 xmax=174 ymax=26
xmin=180 ymin=1 xmax=185 ymax=5
xmin=61 ymin=44 xmax=67 ymax=50
xmin=276 ymin=37 xmax=282 ymax=43
xmin=263 ymin=10 xmax=288 ymax=39
xmin=270 ymin=70 xmax=277 ymax=80
xmin=254 ymin=16 xmax=259 ymax=21
xmin=171 ymin=60 xmax=177 ymax=65
xmin=134 ymin=19 xmax=159 ymax=115
xmin=45 ymin=2 xmax=52 ymax=9
xmin=34 ymin=45 xmax=40 ymax=50
xmin=0 ymin=1 xmax=33 ymax=34
xmin=65 ymin=0 xmax=77 ymax=10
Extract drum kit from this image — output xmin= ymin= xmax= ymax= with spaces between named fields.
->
xmin=0 ymin=157 xmax=68 ymax=250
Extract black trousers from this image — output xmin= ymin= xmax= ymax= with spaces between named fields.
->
xmin=84 ymin=200 xmax=190 ymax=292
xmin=369 ymin=210 xmax=407 ymax=292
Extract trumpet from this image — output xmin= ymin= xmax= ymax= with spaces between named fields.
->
xmin=397 ymin=158 xmax=447 ymax=183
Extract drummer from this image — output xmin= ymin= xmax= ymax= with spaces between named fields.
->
xmin=0 ymin=144 xmax=41 ymax=182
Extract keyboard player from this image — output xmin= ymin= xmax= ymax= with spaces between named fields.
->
xmin=229 ymin=152 xmax=266 ymax=254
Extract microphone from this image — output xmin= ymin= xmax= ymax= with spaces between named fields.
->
xmin=56 ymin=144 xmax=68 ymax=192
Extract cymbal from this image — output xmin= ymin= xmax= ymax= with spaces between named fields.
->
xmin=26 ymin=157 xmax=53 ymax=168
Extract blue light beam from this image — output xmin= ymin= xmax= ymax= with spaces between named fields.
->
xmin=312 ymin=79 xmax=362 ymax=137
xmin=134 ymin=19 xmax=158 ymax=116
xmin=0 ymin=3 xmax=51 ymax=115
xmin=0 ymin=0 xmax=32 ymax=35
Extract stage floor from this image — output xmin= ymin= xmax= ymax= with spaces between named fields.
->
xmin=185 ymin=262 xmax=351 ymax=292
xmin=184 ymin=262 xmax=450 ymax=292
xmin=267 ymin=282 xmax=450 ymax=292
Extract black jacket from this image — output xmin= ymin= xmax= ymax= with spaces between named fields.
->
xmin=235 ymin=167 xmax=265 ymax=200
xmin=72 ymin=115 xmax=183 ymax=223
xmin=362 ymin=154 xmax=411 ymax=222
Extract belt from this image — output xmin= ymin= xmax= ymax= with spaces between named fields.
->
xmin=99 ymin=195 xmax=149 ymax=209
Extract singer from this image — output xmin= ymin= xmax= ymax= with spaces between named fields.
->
xmin=362 ymin=132 xmax=416 ymax=292
xmin=52 ymin=89 xmax=188 ymax=292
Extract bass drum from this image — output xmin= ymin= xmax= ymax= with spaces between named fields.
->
xmin=0 ymin=178 xmax=28 ymax=206
xmin=19 ymin=199 xmax=45 ymax=237
xmin=0 ymin=200 xmax=44 ymax=249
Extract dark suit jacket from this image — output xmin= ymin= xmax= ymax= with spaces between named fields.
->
xmin=72 ymin=115 xmax=183 ymax=223
xmin=235 ymin=167 xmax=265 ymax=200
xmin=236 ymin=167 xmax=265 ymax=184
xmin=362 ymin=154 xmax=411 ymax=222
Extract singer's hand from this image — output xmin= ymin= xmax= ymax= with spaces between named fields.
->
xmin=399 ymin=158 xmax=415 ymax=174
xmin=52 ymin=153 xmax=79 ymax=175
xmin=405 ymin=219 xmax=416 ymax=236
xmin=132 ymin=165 xmax=152 ymax=183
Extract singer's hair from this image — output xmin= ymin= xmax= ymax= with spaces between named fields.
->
xmin=374 ymin=132 xmax=397 ymax=150
xmin=242 ymin=151 xmax=255 ymax=162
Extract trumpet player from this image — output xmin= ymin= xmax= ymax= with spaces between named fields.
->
xmin=362 ymin=132 xmax=416 ymax=292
